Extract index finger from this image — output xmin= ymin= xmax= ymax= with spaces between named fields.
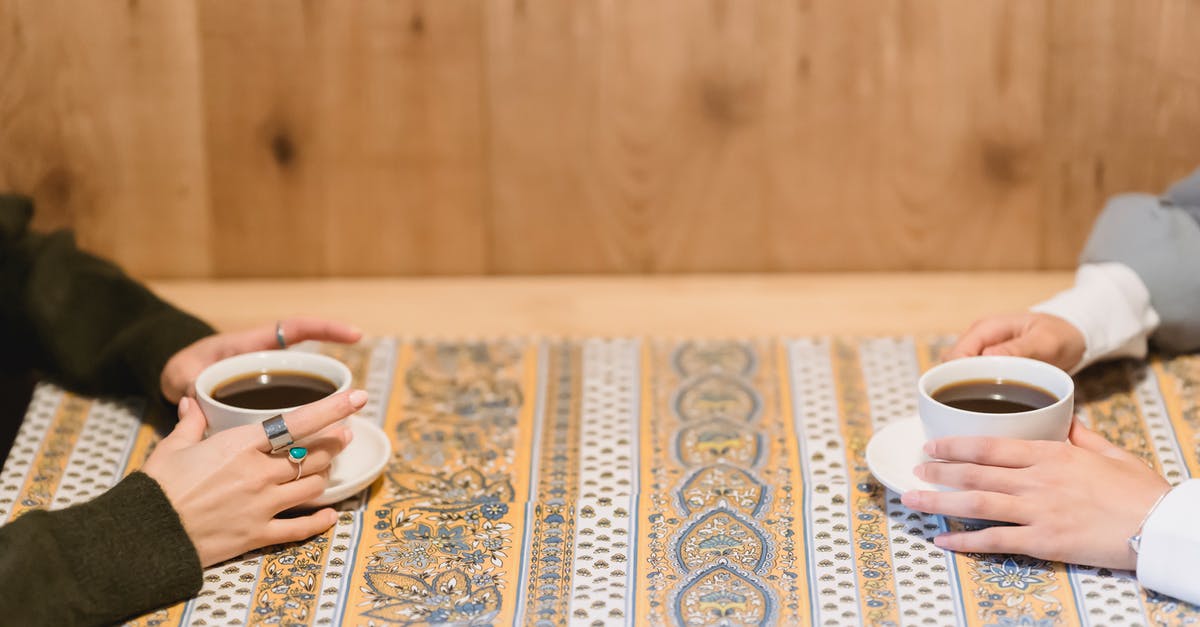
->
xmin=229 ymin=318 xmax=364 ymax=354
xmin=278 ymin=317 xmax=363 ymax=346
xmin=251 ymin=389 xmax=368 ymax=452
xmin=924 ymin=435 xmax=1044 ymax=468
xmin=944 ymin=317 xmax=1021 ymax=362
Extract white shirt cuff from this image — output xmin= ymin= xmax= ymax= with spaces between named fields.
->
xmin=1030 ymin=262 xmax=1160 ymax=374
xmin=1137 ymin=479 xmax=1200 ymax=604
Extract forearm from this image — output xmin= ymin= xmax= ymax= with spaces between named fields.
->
xmin=1031 ymin=170 xmax=1200 ymax=370
xmin=0 ymin=472 xmax=202 ymax=625
xmin=1080 ymin=187 xmax=1200 ymax=354
xmin=0 ymin=195 xmax=214 ymax=398
xmin=1031 ymin=262 xmax=1159 ymax=373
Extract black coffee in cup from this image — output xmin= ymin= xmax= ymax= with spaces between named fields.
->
xmin=212 ymin=370 xmax=337 ymax=410
xmin=932 ymin=379 xmax=1057 ymax=414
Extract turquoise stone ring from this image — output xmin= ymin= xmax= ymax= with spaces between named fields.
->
xmin=287 ymin=446 xmax=307 ymax=481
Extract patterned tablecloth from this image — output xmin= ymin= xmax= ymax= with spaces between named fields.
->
xmin=2 ymin=337 xmax=1199 ymax=626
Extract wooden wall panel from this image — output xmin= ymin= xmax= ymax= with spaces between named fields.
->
xmin=0 ymin=0 xmax=211 ymax=276
xmin=1 ymin=0 xmax=1198 ymax=278
xmin=1042 ymin=0 xmax=1200 ymax=267
xmin=197 ymin=0 xmax=489 ymax=277
xmin=488 ymin=1 xmax=1049 ymax=272
xmin=760 ymin=1 xmax=1048 ymax=271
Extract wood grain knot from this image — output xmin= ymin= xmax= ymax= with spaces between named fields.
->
xmin=37 ymin=167 xmax=74 ymax=208
xmin=796 ymin=56 xmax=811 ymax=79
xmin=978 ymin=139 xmax=1029 ymax=186
xmin=698 ymin=78 xmax=758 ymax=128
xmin=270 ymin=132 xmax=297 ymax=168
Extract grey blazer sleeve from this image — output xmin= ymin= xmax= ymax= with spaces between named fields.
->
xmin=1080 ymin=167 xmax=1200 ymax=354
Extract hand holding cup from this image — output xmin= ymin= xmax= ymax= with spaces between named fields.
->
xmin=141 ymin=389 xmax=366 ymax=567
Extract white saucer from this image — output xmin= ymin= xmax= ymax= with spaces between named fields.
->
xmin=303 ymin=415 xmax=391 ymax=508
xmin=865 ymin=415 xmax=940 ymax=496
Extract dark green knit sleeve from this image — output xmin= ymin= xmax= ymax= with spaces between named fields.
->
xmin=0 ymin=195 xmax=215 ymax=398
xmin=0 ymin=472 xmax=202 ymax=626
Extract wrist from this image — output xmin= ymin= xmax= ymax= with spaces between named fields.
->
xmin=1035 ymin=313 xmax=1086 ymax=372
xmin=1031 ymin=263 xmax=1158 ymax=374
xmin=1128 ymin=485 xmax=1172 ymax=557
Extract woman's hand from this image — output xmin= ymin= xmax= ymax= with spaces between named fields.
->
xmin=944 ymin=312 xmax=1086 ymax=373
xmin=141 ymin=389 xmax=367 ymax=567
xmin=900 ymin=419 xmax=1170 ymax=570
xmin=160 ymin=317 xmax=362 ymax=404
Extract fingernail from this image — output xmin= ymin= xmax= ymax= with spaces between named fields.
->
xmin=933 ymin=535 xmax=948 ymax=548
xmin=178 ymin=397 xmax=190 ymax=415
xmin=328 ymin=509 xmax=340 ymax=525
xmin=922 ymin=441 xmax=935 ymax=456
xmin=900 ymin=491 xmax=919 ymax=507
xmin=912 ymin=464 xmax=925 ymax=479
xmin=349 ymin=325 xmax=363 ymax=336
xmin=343 ymin=427 xmax=355 ymax=445
xmin=349 ymin=390 xmax=368 ymax=408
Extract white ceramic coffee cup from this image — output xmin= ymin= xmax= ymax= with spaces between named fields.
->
xmin=195 ymin=350 xmax=352 ymax=435
xmin=917 ymin=355 xmax=1074 ymax=442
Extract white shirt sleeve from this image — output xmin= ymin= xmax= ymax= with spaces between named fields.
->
xmin=1137 ymin=479 xmax=1200 ymax=604
xmin=1030 ymin=262 xmax=1161 ymax=374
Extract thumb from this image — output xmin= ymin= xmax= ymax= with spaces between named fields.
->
xmin=162 ymin=397 xmax=208 ymax=450
xmin=1068 ymin=418 xmax=1129 ymax=460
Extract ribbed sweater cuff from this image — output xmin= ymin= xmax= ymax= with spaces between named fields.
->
xmin=52 ymin=472 xmax=202 ymax=623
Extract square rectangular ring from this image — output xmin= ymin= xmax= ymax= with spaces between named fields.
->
xmin=262 ymin=414 xmax=293 ymax=453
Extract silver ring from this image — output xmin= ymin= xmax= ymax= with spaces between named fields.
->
xmin=262 ymin=414 xmax=294 ymax=453
xmin=287 ymin=446 xmax=307 ymax=482
xmin=275 ymin=321 xmax=287 ymax=349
